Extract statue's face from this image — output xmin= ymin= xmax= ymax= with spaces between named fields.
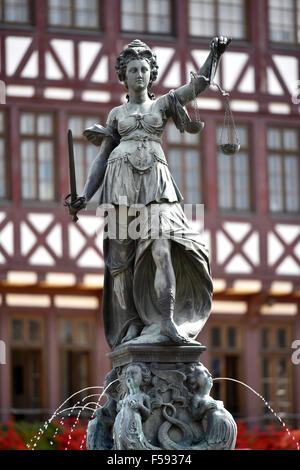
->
xmin=126 ymin=365 xmax=142 ymax=386
xmin=189 ymin=365 xmax=213 ymax=392
xmin=125 ymin=59 xmax=150 ymax=92
xmin=197 ymin=366 xmax=213 ymax=391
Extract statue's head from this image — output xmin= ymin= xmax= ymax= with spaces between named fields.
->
xmin=186 ymin=363 xmax=213 ymax=395
xmin=119 ymin=362 xmax=151 ymax=396
xmin=115 ymin=39 xmax=159 ymax=93
xmin=125 ymin=364 xmax=143 ymax=387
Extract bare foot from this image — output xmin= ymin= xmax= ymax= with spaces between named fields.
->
xmin=161 ymin=320 xmax=189 ymax=344
xmin=121 ymin=324 xmax=140 ymax=343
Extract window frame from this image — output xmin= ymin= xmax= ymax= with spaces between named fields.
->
xmin=58 ymin=316 xmax=94 ymax=349
xmin=120 ymin=0 xmax=174 ymax=36
xmin=268 ymin=0 xmax=300 ymax=45
xmin=19 ymin=110 xmax=57 ymax=203
xmin=209 ymin=322 xmax=244 ymax=418
xmin=0 ymin=0 xmax=33 ymax=26
xmin=267 ymin=126 xmax=300 ymax=214
xmin=0 ymin=109 xmax=10 ymax=200
xmin=58 ymin=316 xmax=94 ymax=404
xmin=47 ymin=0 xmax=102 ymax=31
xmin=10 ymin=314 xmax=46 ymax=415
xmin=188 ymin=0 xmax=249 ymax=41
xmin=209 ymin=323 xmax=242 ymax=352
xmin=10 ymin=315 xmax=45 ymax=346
xmin=217 ymin=122 xmax=253 ymax=213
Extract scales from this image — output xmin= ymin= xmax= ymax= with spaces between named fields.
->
xmin=189 ymin=52 xmax=241 ymax=157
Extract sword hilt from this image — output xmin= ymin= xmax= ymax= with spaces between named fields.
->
xmin=64 ymin=193 xmax=81 ymax=223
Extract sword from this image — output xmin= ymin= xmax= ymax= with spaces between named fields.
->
xmin=65 ymin=129 xmax=78 ymax=222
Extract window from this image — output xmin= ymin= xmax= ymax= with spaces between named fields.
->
xmin=188 ymin=0 xmax=247 ymax=39
xmin=260 ymin=325 xmax=294 ymax=427
xmin=212 ymin=326 xmax=221 ymax=347
xmin=59 ymin=317 xmax=94 ymax=404
xmin=261 ymin=325 xmax=292 ymax=352
xmin=209 ymin=324 xmax=243 ymax=418
xmin=210 ymin=324 xmax=241 ymax=350
xmin=267 ymin=128 xmax=299 ymax=213
xmin=11 ymin=317 xmax=44 ymax=344
xmin=217 ymin=125 xmax=251 ymax=211
xmin=10 ymin=316 xmax=44 ymax=419
xmin=59 ymin=318 xmax=92 ymax=346
xmin=167 ymin=122 xmax=202 ymax=204
xmin=121 ymin=0 xmax=172 ymax=34
xmin=20 ymin=112 xmax=55 ymax=202
xmin=0 ymin=0 xmax=31 ymax=24
xmin=12 ymin=319 xmax=24 ymax=342
xmin=48 ymin=0 xmax=101 ymax=30
xmin=268 ymin=0 xmax=300 ymax=44
xmin=12 ymin=350 xmax=43 ymax=415
xmin=68 ymin=115 xmax=102 ymax=203
xmin=0 ymin=111 xmax=8 ymax=199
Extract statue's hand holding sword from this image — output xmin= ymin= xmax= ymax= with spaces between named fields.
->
xmin=64 ymin=129 xmax=86 ymax=222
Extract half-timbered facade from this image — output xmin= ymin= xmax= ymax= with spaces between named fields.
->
xmin=0 ymin=0 xmax=300 ymax=429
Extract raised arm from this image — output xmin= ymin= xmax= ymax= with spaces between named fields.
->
xmin=174 ymin=36 xmax=231 ymax=107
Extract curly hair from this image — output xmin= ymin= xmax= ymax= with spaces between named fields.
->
xmin=115 ymin=39 xmax=159 ymax=97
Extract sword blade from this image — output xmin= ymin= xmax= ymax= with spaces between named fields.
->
xmin=68 ymin=129 xmax=77 ymax=203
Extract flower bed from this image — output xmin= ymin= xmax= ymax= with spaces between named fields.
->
xmin=235 ymin=421 xmax=300 ymax=450
xmin=0 ymin=417 xmax=87 ymax=450
xmin=0 ymin=418 xmax=299 ymax=450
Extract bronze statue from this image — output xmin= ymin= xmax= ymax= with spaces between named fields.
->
xmin=69 ymin=37 xmax=230 ymax=350
xmin=65 ymin=37 xmax=239 ymax=451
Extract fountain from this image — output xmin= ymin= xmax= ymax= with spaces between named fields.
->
xmin=60 ymin=36 xmax=298 ymax=452
xmin=26 ymin=378 xmax=299 ymax=451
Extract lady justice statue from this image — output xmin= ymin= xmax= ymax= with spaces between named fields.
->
xmin=69 ymin=36 xmax=230 ymax=349
xmin=67 ymin=36 xmax=237 ymax=450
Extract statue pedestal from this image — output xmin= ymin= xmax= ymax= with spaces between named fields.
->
xmin=108 ymin=343 xmax=206 ymax=367
xmin=87 ymin=343 xmax=237 ymax=450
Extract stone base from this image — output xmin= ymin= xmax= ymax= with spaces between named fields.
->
xmin=87 ymin=343 xmax=237 ymax=450
xmin=108 ymin=343 xmax=207 ymax=368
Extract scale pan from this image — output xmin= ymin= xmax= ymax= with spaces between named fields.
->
xmin=219 ymin=143 xmax=240 ymax=155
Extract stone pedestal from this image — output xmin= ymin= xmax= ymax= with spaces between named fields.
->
xmin=86 ymin=343 xmax=237 ymax=450
xmin=108 ymin=343 xmax=207 ymax=367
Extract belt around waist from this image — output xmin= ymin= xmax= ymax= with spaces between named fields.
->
xmin=120 ymin=135 xmax=162 ymax=144
xmin=107 ymin=153 xmax=168 ymax=166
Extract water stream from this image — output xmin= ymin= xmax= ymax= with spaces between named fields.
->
xmin=26 ymin=377 xmax=299 ymax=450
xmin=27 ymin=380 xmax=120 ymax=450
xmin=214 ymin=377 xmax=299 ymax=450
